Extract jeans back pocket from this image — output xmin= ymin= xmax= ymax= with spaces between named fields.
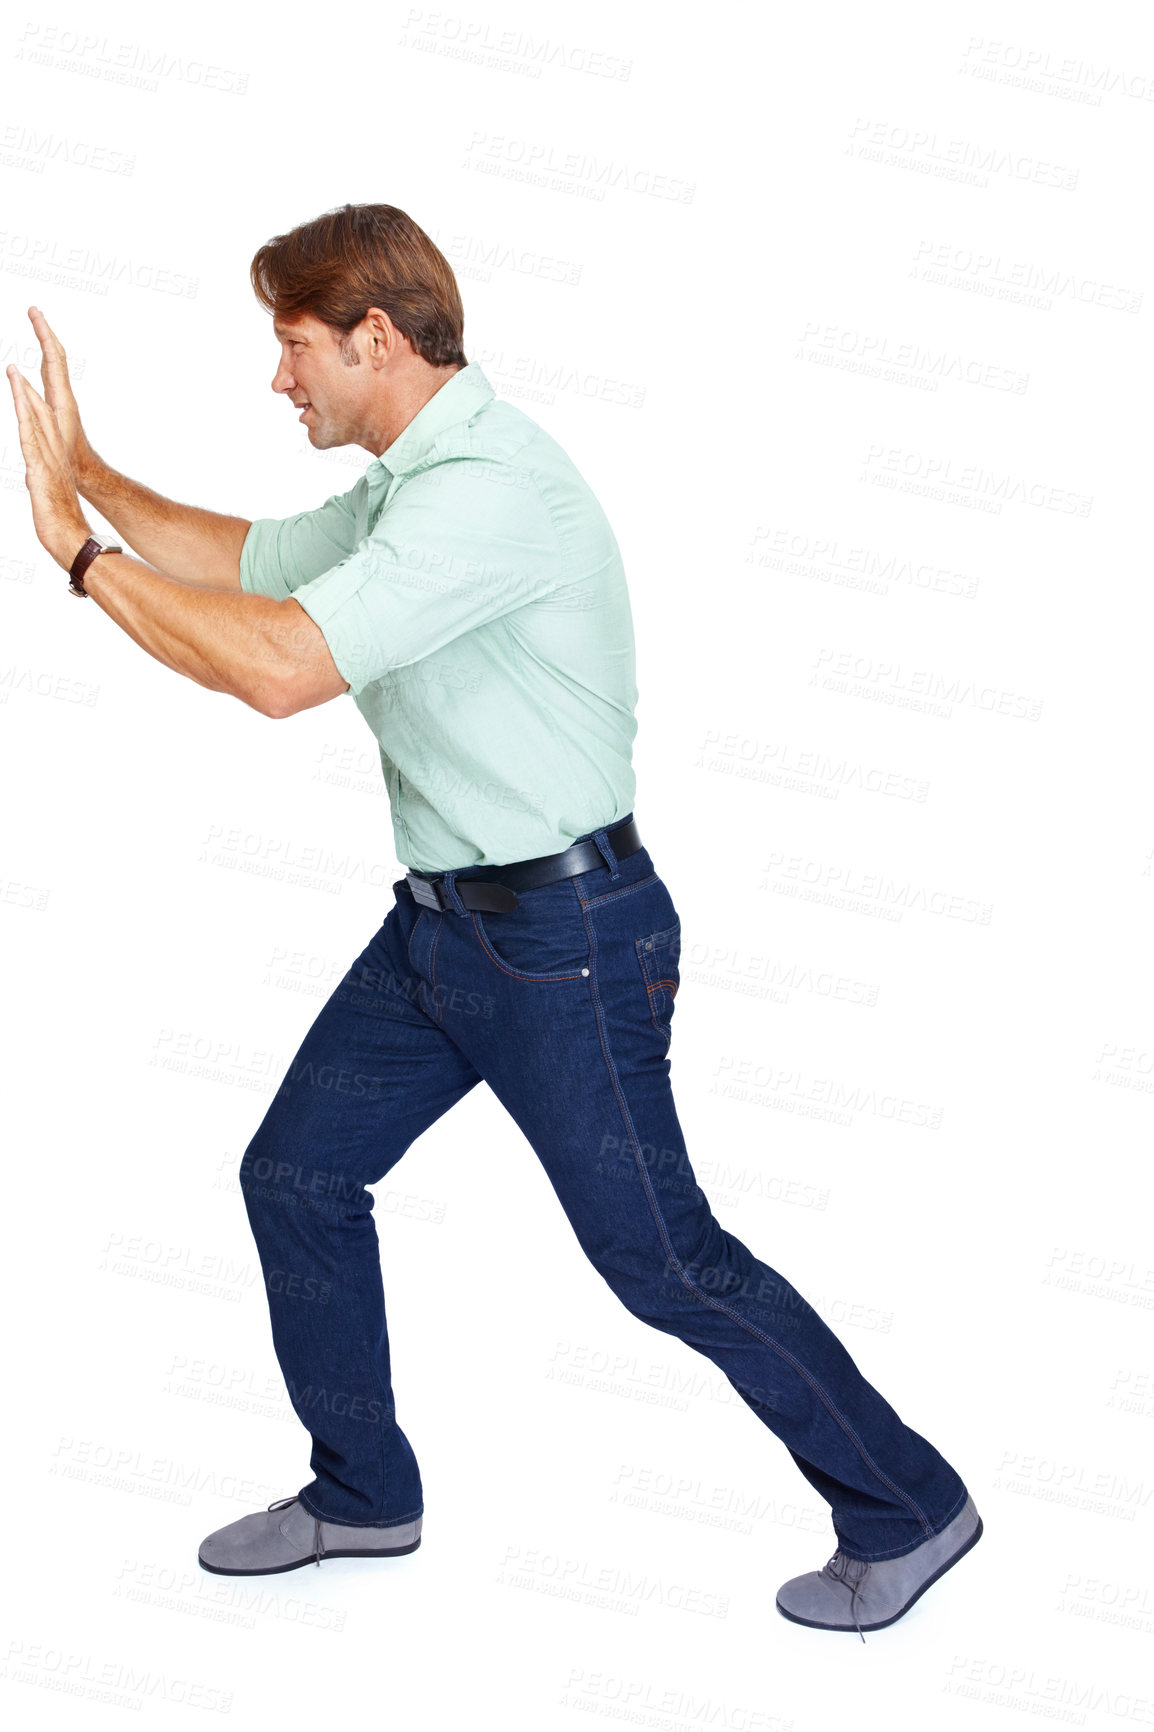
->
xmin=636 ymin=919 xmax=681 ymax=1049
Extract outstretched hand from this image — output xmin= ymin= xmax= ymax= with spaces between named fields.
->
xmin=27 ymin=305 xmax=92 ymax=475
xmin=6 ymin=360 xmax=91 ymax=568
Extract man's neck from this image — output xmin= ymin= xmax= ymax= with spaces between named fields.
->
xmin=369 ymin=362 xmax=465 ymax=457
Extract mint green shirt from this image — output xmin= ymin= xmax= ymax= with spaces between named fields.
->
xmin=239 ymin=361 xmax=638 ymax=871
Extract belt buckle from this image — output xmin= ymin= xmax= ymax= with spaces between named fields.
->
xmin=405 ymin=872 xmax=444 ymax=911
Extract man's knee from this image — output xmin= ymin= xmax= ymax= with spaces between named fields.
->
xmin=591 ymin=1245 xmax=692 ymax=1324
xmin=238 ymin=1136 xmax=363 ymax=1219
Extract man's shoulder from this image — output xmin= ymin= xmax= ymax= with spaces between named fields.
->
xmin=429 ymin=392 xmax=550 ymax=470
xmin=425 ymin=393 xmax=603 ymax=513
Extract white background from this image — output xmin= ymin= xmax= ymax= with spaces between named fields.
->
xmin=2 ymin=0 xmax=1151 ymax=1725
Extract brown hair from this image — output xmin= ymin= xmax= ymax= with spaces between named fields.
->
xmin=249 ymin=203 xmax=467 ymax=368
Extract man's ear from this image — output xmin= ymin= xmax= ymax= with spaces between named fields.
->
xmin=363 ymin=307 xmax=401 ymax=366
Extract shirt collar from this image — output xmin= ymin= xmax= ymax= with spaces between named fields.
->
xmin=371 ymin=360 xmax=495 ymax=478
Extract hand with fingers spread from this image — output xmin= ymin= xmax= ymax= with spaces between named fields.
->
xmin=6 ymin=354 xmax=92 ymax=568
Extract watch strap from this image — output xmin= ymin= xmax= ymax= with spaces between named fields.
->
xmin=69 ymin=536 xmax=122 ymax=598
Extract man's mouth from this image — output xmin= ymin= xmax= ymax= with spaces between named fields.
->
xmin=296 ymin=402 xmax=312 ymax=420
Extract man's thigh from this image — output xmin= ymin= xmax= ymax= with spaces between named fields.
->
xmin=434 ymin=855 xmax=705 ymax=1282
xmin=243 ymin=901 xmax=482 ymax=1200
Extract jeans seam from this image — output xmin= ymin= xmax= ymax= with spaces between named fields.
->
xmin=832 ymin=1484 xmax=969 ymax=1561
xmin=393 ymin=905 xmax=451 ymax=1031
xmin=578 ymin=896 xmax=936 ymax=1541
xmin=428 ymin=914 xmax=445 ymax=1021
xmin=406 ymin=908 xmax=426 ymax=976
xmin=643 ymin=979 xmax=675 ymax=1050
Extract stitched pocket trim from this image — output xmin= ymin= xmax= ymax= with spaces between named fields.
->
xmin=635 ymin=919 xmax=681 ymax=1045
xmin=471 ymin=907 xmax=592 ymax=983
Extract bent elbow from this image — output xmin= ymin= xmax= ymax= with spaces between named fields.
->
xmin=244 ymin=676 xmax=296 ymax=720
xmin=243 ymin=664 xmax=348 ymax=718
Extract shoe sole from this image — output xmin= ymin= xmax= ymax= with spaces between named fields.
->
xmin=775 ymin=1514 xmax=983 ymax=1633
xmin=198 ymin=1535 xmax=421 ymax=1576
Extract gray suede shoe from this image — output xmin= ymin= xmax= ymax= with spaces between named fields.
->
xmin=198 ymin=1495 xmax=422 ymax=1576
xmin=775 ymin=1495 xmax=982 ymax=1640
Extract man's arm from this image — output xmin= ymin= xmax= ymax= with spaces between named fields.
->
xmin=6 ymin=359 xmax=348 ymax=718
xmin=78 ymin=454 xmax=251 ymax=591
xmin=81 ymin=550 xmax=349 ymax=717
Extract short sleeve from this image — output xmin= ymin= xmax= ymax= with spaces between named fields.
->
xmin=239 ymin=482 xmax=364 ymax=600
xmin=287 ymin=459 xmax=563 ymax=696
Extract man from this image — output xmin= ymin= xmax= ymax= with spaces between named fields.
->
xmin=7 ymin=202 xmax=981 ymax=1636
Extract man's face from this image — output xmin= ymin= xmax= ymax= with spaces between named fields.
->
xmin=270 ymin=311 xmax=370 ymax=449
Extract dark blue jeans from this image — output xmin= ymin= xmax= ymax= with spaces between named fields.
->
xmin=239 ymin=816 xmax=969 ymax=1561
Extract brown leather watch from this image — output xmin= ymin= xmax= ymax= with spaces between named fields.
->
xmin=69 ymin=535 xmax=123 ymax=598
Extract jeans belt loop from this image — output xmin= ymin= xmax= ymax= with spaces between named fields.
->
xmin=439 ymin=868 xmax=468 ymax=917
xmin=592 ymin=826 xmax=620 ymax=878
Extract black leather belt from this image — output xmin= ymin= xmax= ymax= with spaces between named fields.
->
xmin=399 ymin=816 xmax=642 ymax=913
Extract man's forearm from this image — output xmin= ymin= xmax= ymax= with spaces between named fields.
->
xmin=78 ymin=449 xmax=251 ymax=590
xmin=81 ymin=548 xmax=338 ymax=713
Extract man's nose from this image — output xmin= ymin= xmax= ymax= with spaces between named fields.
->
xmin=271 ymin=361 xmax=294 ymax=393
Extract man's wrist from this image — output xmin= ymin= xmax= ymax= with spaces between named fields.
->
xmin=73 ymin=443 xmax=104 ymax=500
xmin=51 ymin=520 xmax=95 ymax=572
